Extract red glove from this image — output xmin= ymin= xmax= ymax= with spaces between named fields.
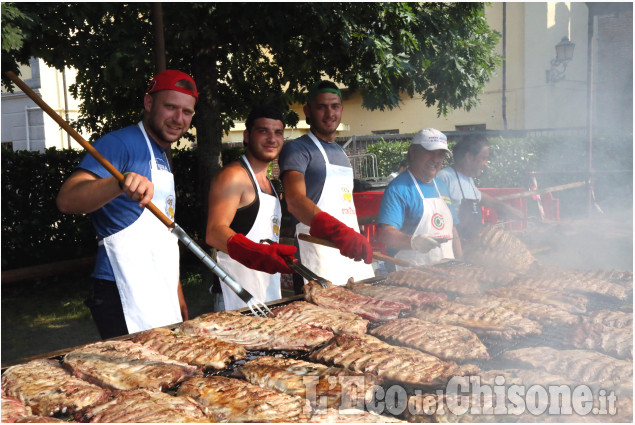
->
xmin=226 ymin=233 xmax=296 ymax=274
xmin=309 ymin=212 xmax=373 ymax=264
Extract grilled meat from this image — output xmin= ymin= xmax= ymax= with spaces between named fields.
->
xmin=404 ymin=392 xmax=539 ymax=423
xmin=503 ymin=346 xmax=633 ymax=386
xmin=586 ymin=310 xmax=633 ymax=328
xmin=14 ymin=416 xmax=68 ymax=423
xmin=408 ymin=301 xmax=541 ymax=339
xmin=531 ymin=264 xmax=634 ymax=288
xmin=1 ymin=359 xmax=110 ymax=417
xmin=177 ymin=376 xmax=310 ymax=422
xmin=370 ymin=318 xmax=489 ymax=362
xmin=304 ymin=280 xmax=408 ymax=321
xmin=511 ymin=274 xmax=629 ymax=301
xmin=236 ymin=356 xmax=380 ymax=408
xmin=477 ymin=368 xmax=577 ymax=387
xmin=569 ymin=321 xmax=633 ymax=359
xmin=345 ymin=281 xmax=447 ymax=307
xmin=76 ymin=389 xmax=207 ymax=423
xmin=308 ymin=408 xmax=405 ymax=422
xmin=383 ymin=268 xmax=480 ymax=296
xmin=426 ymin=262 xmax=518 ymax=287
xmin=130 ymin=327 xmax=246 ymax=369
xmin=63 ymin=340 xmax=201 ymax=391
xmin=487 ymin=284 xmax=589 ymax=314
xmin=178 ymin=310 xmax=333 ymax=351
xmin=463 ymin=224 xmax=537 ymax=272
xmin=309 ymin=333 xmax=478 ymax=387
xmin=1 ymin=394 xmax=30 ymax=422
xmin=454 ymin=295 xmax=579 ymax=327
xmin=272 ymin=301 xmax=369 ymax=335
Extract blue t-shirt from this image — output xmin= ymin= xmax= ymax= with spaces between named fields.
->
xmin=378 ymin=171 xmax=458 ymax=238
xmin=278 ymin=133 xmax=351 ymax=225
xmin=77 ymin=125 xmax=172 ymax=281
xmin=437 ymin=166 xmax=482 ymax=209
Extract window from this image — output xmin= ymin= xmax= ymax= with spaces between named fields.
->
xmin=371 ymin=129 xmax=399 ymax=135
xmin=455 ymin=124 xmax=486 ymax=132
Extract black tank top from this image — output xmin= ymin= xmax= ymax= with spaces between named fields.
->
xmin=229 ymin=159 xmax=260 ymax=235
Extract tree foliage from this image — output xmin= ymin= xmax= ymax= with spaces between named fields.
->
xmin=2 ymin=2 xmax=500 ymax=229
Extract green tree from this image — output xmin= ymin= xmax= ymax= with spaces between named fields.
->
xmin=2 ymin=2 xmax=500 ymax=229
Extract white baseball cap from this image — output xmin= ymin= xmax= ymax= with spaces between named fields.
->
xmin=411 ymin=128 xmax=451 ymax=153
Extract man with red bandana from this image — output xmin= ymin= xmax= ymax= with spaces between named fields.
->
xmin=278 ymin=81 xmax=375 ymax=286
xmin=56 ymin=70 xmax=196 ymax=338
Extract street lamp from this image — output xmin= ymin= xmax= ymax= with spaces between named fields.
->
xmin=546 ymin=37 xmax=576 ymax=84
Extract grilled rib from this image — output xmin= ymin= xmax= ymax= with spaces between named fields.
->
xmin=463 ymin=225 xmax=537 ymax=272
xmin=487 ymin=284 xmax=589 ymax=314
xmin=408 ymin=301 xmax=541 ymax=339
xmin=503 ymin=346 xmax=633 ymax=386
xmin=511 ymin=274 xmax=629 ymax=301
xmin=236 ymin=356 xmax=380 ymax=408
xmin=76 ymin=389 xmax=207 ymax=423
xmin=1 ymin=359 xmax=110 ymax=417
xmin=310 ymin=333 xmax=478 ymax=387
xmin=370 ymin=318 xmax=489 ymax=362
xmin=308 ymin=408 xmax=405 ymax=422
xmin=477 ymin=368 xmax=577 ymax=387
xmin=178 ymin=310 xmax=334 ymax=350
xmin=345 ymin=281 xmax=447 ymax=307
xmin=569 ymin=321 xmax=633 ymax=359
xmin=426 ymin=262 xmax=518 ymax=286
xmin=585 ymin=310 xmax=633 ymax=328
xmin=62 ymin=340 xmax=201 ymax=391
xmin=303 ymin=280 xmax=408 ymax=321
xmin=1 ymin=394 xmax=30 ymax=422
xmin=131 ymin=327 xmax=246 ymax=369
xmin=383 ymin=268 xmax=481 ymax=296
xmin=177 ymin=376 xmax=310 ymax=422
xmin=454 ymin=295 xmax=579 ymax=327
xmin=531 ymin=264 xmax=634 ymax=287
xmin=272 ymin=301 xmax=369 ymax=335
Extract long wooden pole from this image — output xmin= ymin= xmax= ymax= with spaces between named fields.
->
xmin=6 ymin=71 xmax=175 ymax=228
xmin=297 ymin=233 xmax=414 ymax=268
xmin=493 ymin=181 xmax=587 ymax=201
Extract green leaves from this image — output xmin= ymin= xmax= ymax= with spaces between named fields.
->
xmin=366 ymin=139 xmax=410 ymax=177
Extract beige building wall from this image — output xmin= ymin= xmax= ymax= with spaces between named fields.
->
xmin=223 ymin=2 xmax=589 ymax=142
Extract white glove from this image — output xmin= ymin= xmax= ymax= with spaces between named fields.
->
xmin=410 ymin=234 xmax=441 ymax=254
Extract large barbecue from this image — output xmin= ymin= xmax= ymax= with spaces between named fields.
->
xmin=2 ymin=225 xmax=632 ymax=423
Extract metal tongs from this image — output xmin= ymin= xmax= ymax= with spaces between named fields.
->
xmin=5 ymin=71 xmax=272 ymax=319
xmin=260 ymin=239 xmax=330 ymax=288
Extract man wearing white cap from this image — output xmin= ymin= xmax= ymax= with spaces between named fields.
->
xmin=377 ymin=128 xmax=462 ymax=266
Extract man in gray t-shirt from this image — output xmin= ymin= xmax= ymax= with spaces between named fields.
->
xmin=278 ymin=133 xmax=350 ymax=227
xmin=278 ymin=81 xmax=374 ymax=285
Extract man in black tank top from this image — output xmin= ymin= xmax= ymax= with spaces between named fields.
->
xmin=205 ymin=105 xmax=297 ymax=310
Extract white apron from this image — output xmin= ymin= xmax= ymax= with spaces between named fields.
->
xmin=217 ymin=156 xmax=283 ymax=310
xmin=101 ymin=122 xmax=182 ymax=333
xmin=296 ymin=132 xmax=375 ymax=286
xmin=395 ymin=170 xmax=454 ymax=268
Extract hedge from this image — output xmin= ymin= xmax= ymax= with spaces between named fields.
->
xmin=1 ymin=146 xmax=245 ymax=271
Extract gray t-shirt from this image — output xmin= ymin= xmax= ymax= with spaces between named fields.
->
xmin=437 ymin=166 xmax=482 ymax=209
xmin=278 ymin=133 xmax=352 ymax=227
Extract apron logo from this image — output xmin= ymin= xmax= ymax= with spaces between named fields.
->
xmin=341 ymin=186 xmax=353 ymax=203
xmin=166 ymin=196 xmax=175 ymax=220
xmin=271 ymin=216 xmax=280 ymax=237
xmin=431 ymin=213 xmax=445 ymax=230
